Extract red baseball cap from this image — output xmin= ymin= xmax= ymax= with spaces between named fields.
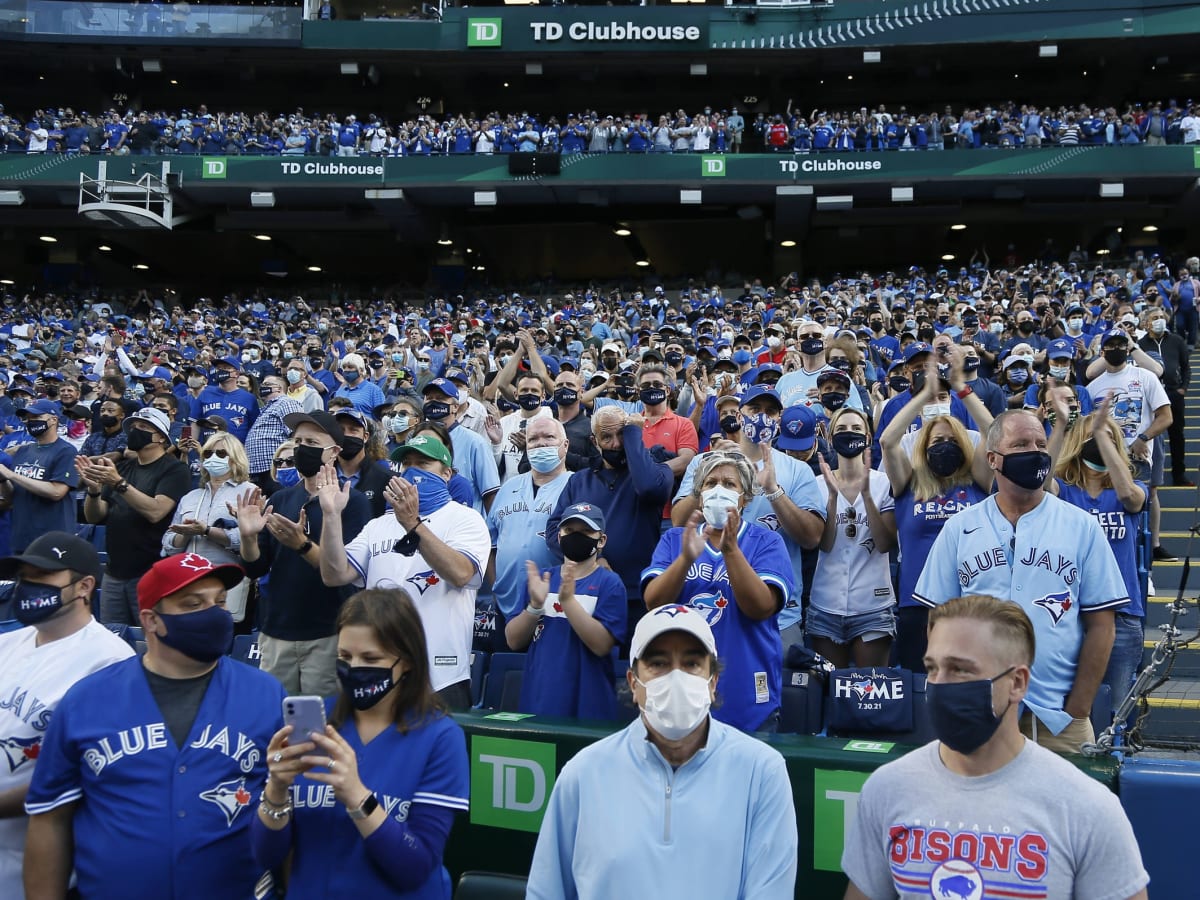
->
xmin=137 ymin=553 xmax=245 ymax=613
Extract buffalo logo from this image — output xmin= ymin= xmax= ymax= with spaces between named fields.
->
xmin=0 ymin=735 xmax=41 ymax=773
xmin=929 ymin=861 xmax=983 ymax=900
xmin=199 ymin=777 xmax=253 ymax=827
xmin=686 ymin=591 xmax=730 ymax=627
xmin=1033 ymin=590 xmax=1073 ymax=626
xmin=406 ymin=570 xmax=441 ymax=595
xmin=179 ymin=553 xmax=214 ymax=572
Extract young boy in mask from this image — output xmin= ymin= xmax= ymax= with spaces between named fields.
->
xmin=505 ymin=502 xmax=626 ymax=720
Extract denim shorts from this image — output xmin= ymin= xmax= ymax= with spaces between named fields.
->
xmin=805 ymin=605 xmax=897 ymax=645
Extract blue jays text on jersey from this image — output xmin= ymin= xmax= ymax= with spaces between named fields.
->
xmin=489 ymin=494 xmax=558 ymax=525
xmin=0 ymin=685 xmax=54 ymax=733
xmin=956 ymin=546 xmax=1078 ymax=589
xmin=81 ymin=722 xmax=263 ymax=776
xmin=292 ymin=782 xmax=412 ymax=821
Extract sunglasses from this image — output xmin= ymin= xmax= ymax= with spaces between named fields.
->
xmin=844 ymin=506 xmax=858 ymax=540
xmin=202 ymin=448 xmax=229 ymax=459
xmin=275 ymin=456 xmax=295 ymax=467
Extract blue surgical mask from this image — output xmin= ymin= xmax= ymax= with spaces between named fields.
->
xmin=275 ymin=466 xmax=301 ymax=487
xmin=528 ymin=446 xmax=561 ymax=474
xmin=1007 ymin=368 xmax=1029 ymax=385
xmin=732 ymin=349 xmax=752 ymax=366
xmin=341 ymin=369 xmax=361 ymax=383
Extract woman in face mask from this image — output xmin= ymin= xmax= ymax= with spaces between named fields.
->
xmin=332 ymin=352 xmax=387 ymax=420
xmin=643 ymin=451 xmax=795 ymax=733
xmin=253 ymin=588 xmax=470 ymax=895
xmin=1047 ymin=394 xmax=1147 ymax=724
xmin=504 ymin=502 xmax=626 ymax=719
xmin=999 ymin=355 xmax=1034 ymax=409
xmin=880 ymin=352 xmax=996 ymax=671
xmin=383 ymin=398 xmax=421 ymax=456
xmin=809 ymin=408 xmax=898 ymax=668
xmin=271 ymin=439 xmax=300 ymax=490
xmin=163 ymin=433 xmax=254 ymax=622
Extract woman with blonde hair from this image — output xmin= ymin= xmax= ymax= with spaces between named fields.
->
xmin=1049 ymin=391 xmax=1147 ymax=720
xmin=163 ymin=431 xmax=254 ymax=621
xmin=879 ymin=349 xmax=995 ymax=670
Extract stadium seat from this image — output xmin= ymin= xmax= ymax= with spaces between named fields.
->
xmin=1136 ymin=508 xmax=1151 ymax=604
xmin=105 ymin=623 xmax=129 ymax=644
xmin=76 ymin=524 xmax=108 ymax=565
xmin=125 ymin=626 xmax=144 ymax=648
xmin=230 ymin=633 xmax=262 ymax=668
xmin=454 ymin=871 xmax=527 ymax=900
xmin=614 ymin=659 xmax=638 ymax=721
xmin=133 ymin=640 xmax=147 ymax=657
xmin=779 ymin=669 xmax=825 ymax=735
xmin=469 ymin=651 xmax=489 ymax=707
xmin=499 ymin=670 xmax=524 ymax=712
xmin=825 ymin=673 xmax=935 ymax=746
xmin=481 ymin=652 xmax=525 ymax=710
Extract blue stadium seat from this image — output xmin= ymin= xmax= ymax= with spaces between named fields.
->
xmin=825 ymin=673 xmax=935 ymax=746
xmin=481 ymin=652 xmax=525 ymax=710
xmin=499 ymin=670 xmax=524 ymax=712
xmin=1136 ymin=508 xmax=1151 ymax=604
xmin=1091 ymin=683 xmax=1113 ymax=736
xmin=125 ymin=626 xmax=144 ymax=648
xmin=454 ymin=871 xmax=527 ymax=900
xmin=779 ymin=669 xmax=825 ymax=735
xmin=105 ymin=623 xmax=129 ymax=644
xmin=230 ymin=633 xmax=262 ymax=668
xmin=76 ymin=524 xmax=108 ymax=565
xmin=613 ymin=659 xmax=638 ymax=722
xmin=133 ymin=640 xmax=147 ymax=657
xmin=469 ymin=651 xmax=489 ymax=707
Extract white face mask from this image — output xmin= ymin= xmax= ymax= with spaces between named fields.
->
xmin=701 ymin=485 xmax=740 ymax=529
xmin=635 ymin=669 xmax=713 ymax=741
xmin=1067 ymin=317 xmax=1084 ymax=332
xmin=767 ymin=335 xmax=782 ymax=349
xmin=1048 ymin=364 xmax=1071 ymax=380
xmin=390 ymin=414 xmax=410 ymax=434
xmin=922 ymin=403 xmax=951 ymax=420
xmin=1151 ymin=319 xmax=1167 ymax=334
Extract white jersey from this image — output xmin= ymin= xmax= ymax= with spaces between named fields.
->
xmin=494 ymin=407 xmax=553 ymax=484
xmin=344 ymin=502 xmax=491 ymax=691
xmin=1086 ymin=364 xmax=1169 ymax=450
xmin=0 ymin=620 xmax=133 ymax=898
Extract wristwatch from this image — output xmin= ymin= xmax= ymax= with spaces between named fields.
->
xmin=955 ymin=385 xmax=974 ymax=400
xmin=347 ymin=792 xmax=379 ymax=821
xmin=1136 ymin=433 xmax=1150 ymax=444
xmin=297 ymin=539 xmax=314 ymax=555
xmin=114 ymin=479 xmax=130 ymax=494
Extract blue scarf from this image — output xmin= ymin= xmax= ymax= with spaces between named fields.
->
xmin=402 ymin=467 xmax=451 ymax=516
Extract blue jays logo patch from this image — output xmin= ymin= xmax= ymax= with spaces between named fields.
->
xmin=756 ymin=512 xmax=781 ymax=532
xmin=199 ymin=777 xmax=253 ymax=827
xmin=686 ymin=591 xmax=730 ymax=627
xmin=0 ymin=735 xmax=41 ymax=773
xmin=1033 ymin=590 xmax=1073 ymax=626
xmin=655 ymin=605 xmax=693 ymax=618
xmin=406 ymin=570 xmax=441 ymax=595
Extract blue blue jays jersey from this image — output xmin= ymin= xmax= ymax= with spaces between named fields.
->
xmin=674 ymin=447 xmax=824 ymax=631
xmin=519 ymin=566 xmax=626 ymax=720
xmin=913 ymin=493 xmax=1129 ymax=734
xmin=190 ymin=386 xmax=259 ymax=443
xmin=642 ymin=523 xmax=794 ymax=732
xmin=26 ymin=657 xmax=286 ymax=900
xmin=273 ymin=711 xmax=469 ymax=900
xmin=1056 ymin=479 xmax=1148 ymax=617
xmin=486 ymin=472 xmax=570 ymax=619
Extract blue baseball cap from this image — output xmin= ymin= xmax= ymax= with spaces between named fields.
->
xmin=422 ymin=377 xmax=460 ymax=401
xmin=902 ymin=341 xmax=933 ymax=363
xmin=1100 ymin=328 xmax=1128 ymax=346
xmin=560 ymin=501 xmax=605 ymax=532
xmin=16 ymin=399 xmax=57 ymax=418
xmin=776 ymin=406 xmax=817 ymax=452
xmin=739 ymin=385 xmax=782 ymax=409
xmin=1046 ymin=338 xmax=1075 ymax=359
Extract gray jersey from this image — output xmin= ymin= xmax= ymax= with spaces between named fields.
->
xmin=842 ymin=740 xmax=1148 ymax=900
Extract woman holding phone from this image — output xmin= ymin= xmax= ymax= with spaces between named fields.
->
xmin=252 ymin=588 xmax=469 ymax=898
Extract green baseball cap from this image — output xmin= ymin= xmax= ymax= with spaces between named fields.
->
xmin=389 ymin=434 xmax=452 ymax=468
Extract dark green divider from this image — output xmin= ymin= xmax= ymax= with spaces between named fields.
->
xmin=446 ymin=711 xmax=1119 ymax=898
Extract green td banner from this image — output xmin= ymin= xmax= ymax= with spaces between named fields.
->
xmin=470 ymin=735 xmax=556 ymax=834
xmin=813 ymin=768 xmax=871 ymax=873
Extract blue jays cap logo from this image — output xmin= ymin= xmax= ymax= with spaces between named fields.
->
xmin=0 ymin=735 xmax=41 ymax=773
xmin=1033 ymin=590 xmax=1073 ymax=626
xmin=656 ymin=604 xmax=692 ymax=618
xmin=199 ymin=777 xmax=253 ymax=827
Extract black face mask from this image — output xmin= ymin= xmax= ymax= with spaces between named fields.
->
xmin=870 ymin=319 xmax=884 ymax=331
xmin=338 ymin=436 xmax=365 ymax=459
xmin=639 ymin=387 xmax=667 ymax=407
xmin=560 ymin=531 xmax=601 ymax=563
xmin=100 ymin=415 xmax=120 ymax=430
xmin=1017 ymin=321 xmax=1035 ymax=334
xmin=926 ymin=441 xmax=966 ymax=477
xmin=719 ymin=413 xmax=741 ymax=435
xmin=997 ymin=450 xmax=1052 ymax=491
xmin=831 ymin=431 xmax=868 ymax=458
xmin=517 ymin=393 xmax=542 ymax=412
xmin=294 ymin=443 xmax=328 ymax=478
xmin=1080 ymin=437 xmax=1107 ymax=471
xmin=601 ymin=356 xmax=619 ymax=372
xmin=800 ymin=338 xmax=825 ymax=356
xmin=910 ymin=370 xmax=928 ymax=394
xmin=26 ymin=419 xmax=52 ymax=438
xmin=1103 ymin=347 xmax=1128 ymax=367
xmin=336 ymin=659 xmax=398 ymax=711
xmin=616 ymin=386 xmax=637 ymax=400
xmin=888 ymin=375 xmax=911 ymax=394
xmin=827 ymin=357 xmax=852 ymax=373
xmin=13 ymin=578 xmax=79 ymax=626
xmin=665 ymin=352 xmax=683 ymax=367
xmin=600 ymin=447 xmax=627 ymax=469
xmin=917 ymin=327 xmax=937 ymax=343
xmin=423 ymin=400 xmax=452 ymax=421
xmin=126 ymin=428 xmax=154 ymax=451
xmin=821 ymin=392 xmax=848 ymax=411
xmin=963 ymin=358 xmax=981 ymax=374
xmin=553 ymin=387 xmax=579 ymax=406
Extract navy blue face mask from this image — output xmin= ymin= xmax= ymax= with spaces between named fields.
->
xmin=927 ymin=667 xmax=1015 ymax=754
xmin=336 ymin=659 xmax=399 ymax=710
xmin=997 ymin=450 xmax=1051 ymax=491
xmin=154 ymin=605 xmax=234 ymax=663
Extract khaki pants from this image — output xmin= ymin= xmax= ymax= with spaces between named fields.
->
xmin=1019 ymin=710 xmax=1094 ymax=755
xmin=259 ymin=633 xmax=339 ymax=697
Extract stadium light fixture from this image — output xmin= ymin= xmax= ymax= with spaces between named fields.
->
xmin=0 ymin=191 xmax=24 ymax=206
xmin=1095 ymin=248 xmax=1111 ymax=256
xmin=950 ymin=223 xmax=968 ymax=231
xmin=863 ymin=51 xmax=881 ymax=64
xmin=340 ymin=62 xmax=359 ymax=75
xmin=134 ymin=263 xmax=149 ymax=270
xmin=0 ymin=279 xmax=14 ymax=285
xmin=1099 ymin=183 xmax=1124 ymax=198
xmin=253 ymin=234 xmax=272 ymax=242
xmin=437 ymin=225 xmax=453 ymax=246
xmin=891 ymin=186 xmax=914 ymax=203
xmin=816 ymin=195 xmax=853 ymax=210
xmin=526 ymin=62 xmax=543 ymax=76
xmin=250 ymin=192 xmax=275 ymax=208
xmin=307 ymin=266 xmax=322 ymax=272
xmin=614 ymin=226 xmax=632 ymax=236
xmin=1039 ymin=45 xmax=1058 ymax=58
xmin=780 ymin=240 xmax=797 ymax=248
xmin=635 ymin=259 xmax=651 ymax=267
xmin=1142 ymin=225 xmax=1159 ymax=233
xmin=474 ymin=191 xmax=498 ymax=207
xmin=98 ymin=245 xmax=112 ymax=251
xmin=680 ymin=190 xmax=702 ymax=205
xmin=690 ymin=63 xmax=707 ymax=76
xmin=142 ymin=60 xmax=162 ymax=73
xmin=941 ymin=254 xmax=956 ymax=261
xmin=39 ymin=235 xmax=57 ymax=243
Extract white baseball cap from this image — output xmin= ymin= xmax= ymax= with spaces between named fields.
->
xmin=630 ymin=605 xmax=718 ymax=661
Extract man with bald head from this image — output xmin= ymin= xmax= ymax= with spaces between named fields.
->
xmin=545 ymin=406 xmax=673 ymax=644
xmin=486 ymin=416 xmax=573 ymax=644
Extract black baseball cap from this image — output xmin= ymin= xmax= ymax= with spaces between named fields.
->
xmin=0 ymin=531 xmax=102 ymax=581
xmin=283 ymin=411 xmax=345 ymax=445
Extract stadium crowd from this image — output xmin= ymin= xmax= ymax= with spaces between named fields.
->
xmin=0 ymin=249 xmax=1188 ymax=897
xmin=2 ymin=97 xmax=1198 ymax=156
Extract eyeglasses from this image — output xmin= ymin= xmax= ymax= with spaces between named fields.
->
xmin=202 ymin=448 xmax=229 ymax=459
xmin=844 ymin=506 xmax=858 ymax=539
xmin=275 ymin=456 xmax=295 ymax=467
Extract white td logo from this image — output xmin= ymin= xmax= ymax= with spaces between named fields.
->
xmin=478 ymin=754 xmax=546 ymax=812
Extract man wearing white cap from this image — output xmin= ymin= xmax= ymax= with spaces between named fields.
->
xmin=527 ymin=604 xmax=797 ymax=899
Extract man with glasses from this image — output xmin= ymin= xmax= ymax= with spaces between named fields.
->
xmin=244 ymin=376 xmax=302 ymax=492
xmin=283 ymin=357 xmax=322 ymax=414
xmin=236 ymin=412 xmax=372 ymax=695
xmin=77 ymin=408 xmax=190 ymax=625
xmin=0 ymin=400 xmax=79 ymax=554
